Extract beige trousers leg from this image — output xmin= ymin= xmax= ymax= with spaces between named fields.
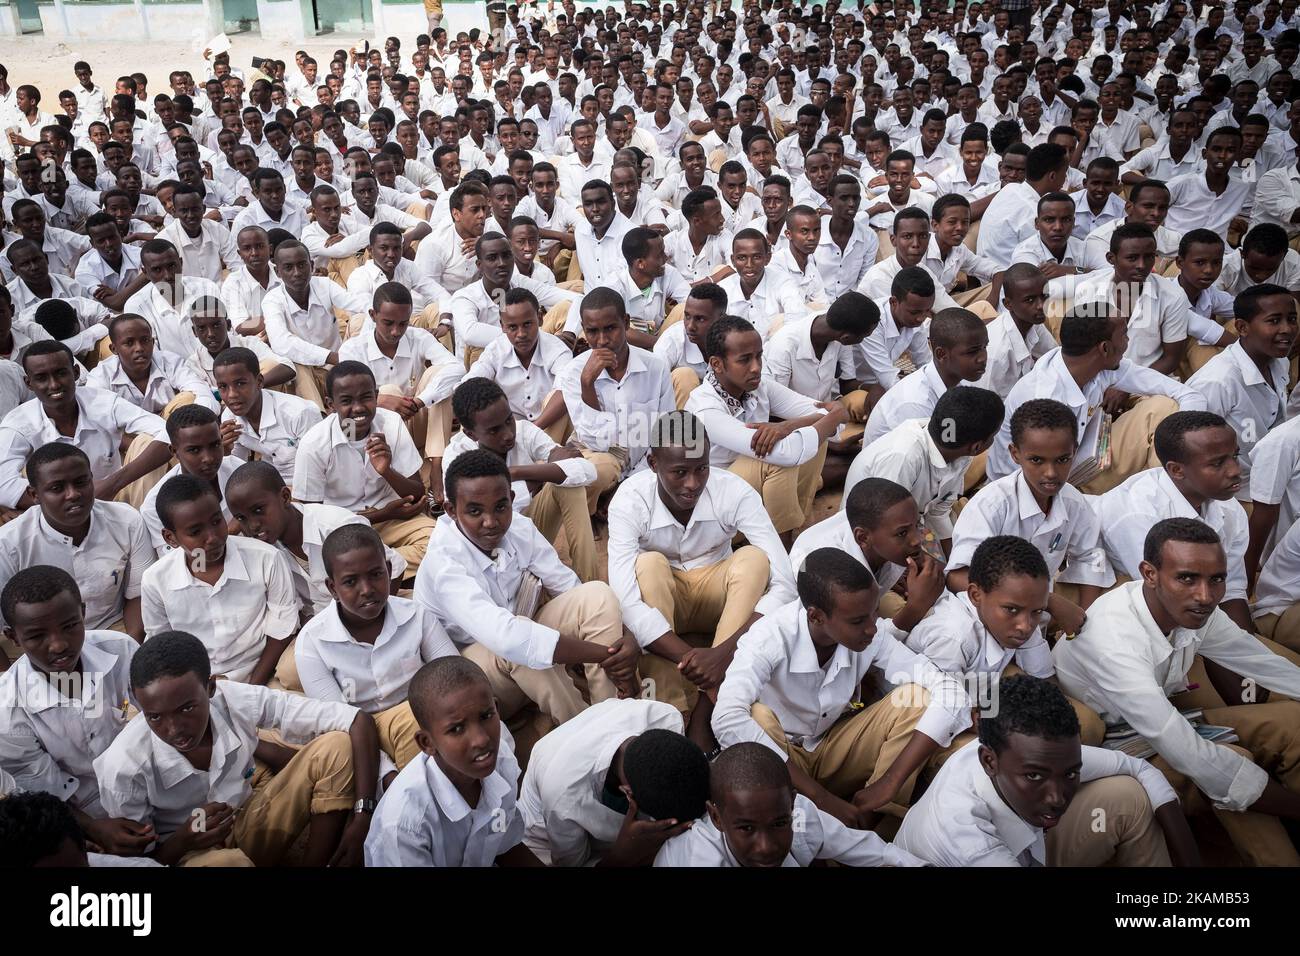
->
xmin=525 ymin=483 xmax=600 ymax=583
xmin=671 ymin=366 xmax=701 ymax=409
xmin=1045 ymin=774 xmax=1172 ymax=866
xmin=462 ymin=580 xmax=624 ymax=723
xmin=1079 ymin=395 xmax=1178 ymax=495
xmin=374 ymin=701 xmax=421 ymax=769
xmin=1255 ymin=606 xmax=1300 ymax=655
xmin=293 ymin=363 xmax=331 ymax=411
xmin=727 ymin=446 xmax=826 ymax=533
xmin=373 ymin=512 xmax=437 ymax=574
xmin=753 ymin=683 xmax=931 ymax=810
xmin=579 ymin=449 xmax=624 ymax=513
xmin=232 ymin=730 xmax=356 ymax=866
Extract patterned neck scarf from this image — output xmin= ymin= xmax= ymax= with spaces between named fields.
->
xmin=705 ymin=368 xmax=751 ymax=417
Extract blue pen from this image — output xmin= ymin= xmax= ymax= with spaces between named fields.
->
xmin=1048 ymin=532 xmax=1062 ymax=552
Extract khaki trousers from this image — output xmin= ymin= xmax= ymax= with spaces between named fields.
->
xmin=377 ymin=362 xmax=456 ymax=459
xmin=728 ymin=442 xmax=828 ymax=534
xmin=578 ymin=448 xmax=624 ymax=513
xmin=671 ymin=366 xmax=701 ymax=410
xmin=1256 ymin=607 xmax=1300 ymax=655
xmin=374 ymin=512 xmax=437 ymax=573
xmin=1077 ymin=395 xmax=1179 ymax=495
xmin=633 ymin=547 xmax=770 ymax=711
xmin=374 ymin=701 xmax=422 ymax=769
xmin=293 ymin=363 xmax=331 ymax=411
xmin=180 ymin=730 xmax=355 ymax=867
xmin=1045 ymin=774 xmax=1172 ymax=867
xmin=462 ymin=581 xmax=625 ymax=725
xmin=525 ymin=483 xmax=600 ymax=583
xmin=753 ymin=683 xmax=931 ymax=811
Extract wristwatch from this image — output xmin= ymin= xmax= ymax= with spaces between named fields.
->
xmin=353 ymin=798 xmax=377 ymax=815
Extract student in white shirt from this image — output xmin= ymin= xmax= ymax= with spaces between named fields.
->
xmin=445 ymin=377 xmax=598 ymax=583
xmin=213 ymin=347 xmax=321 ymax=485
xmin=1254 ymin=516 xmax=1300 ymax=653
xmin=0 ymin=341 xmax=173 ymax=512
xmin=685 ymin=316 xmax=847 ymax=541
xmin=863 ymin=307 xmax=989 ymax=446
xmin=86 ymin=314 xmax=218 ymax=416
xmin=156 ymin=186 xmax=240 ymax=283
xmin=606 ymin=410 xmax=797 ymax=711
xmin=0 ymin=444 xmax=154 ymax=638
xmin=654 ymin=282 xmax=728 ymax=409
xmin=896 ymin=675 xmax=1195 ymax=867
xmin=717 ymin=229 xmax=808 ymax=337
xmin=292 ymin=361 xmax=437 ymax=571
xmin=94 ymin=630 xmax=379 ymax=867
xmin=987 ymin=304 xmax=1208 ymax=491
xmin=1097 ymin=411 xmax=1258 ymax=633
xmin=974 ymin=264 xmax=1056 ymax=400
xmin=656 ymin=741 xmax=925 ymax=867
xmin=1054 ymin=518 xmax=1300 ymax=868
xmin=142 ymin=474 xmax=299 ymax=684
xmin=845 ymin=386 xmax=1005 ymax=554
xmin=1186 ymin=283 xmax=1295 ymax=501
xmin=557 ymin=288 xmax=677 ymax=508
xmin=364 ymin=656 xmax=539 ymax=867
xmin=295 ymin=524 xmax=458 ymax=775
xmin=338 ymin=282 xmax=463 ymax=499
xmin=1082 ymin=179 xmax=1184 ymax=272
xmin=0 ymin=567 xmax=150 ymax=855
xmin=464 ymin=288 xmax=574 ymax=439
xmin=413 ymin=450 xmax=637 ymax=727
xmin=712 ymin=547 xmax=972 ymax=829
xmin=519 ymin=697 xmax=708 ymax=866
xmin=345 ymin=222 xmax=448 ymax=321
xmin=186 ymin=294 xmax=294 ymax=391
xmin=854 ymin=266 xmax=936 ymax=392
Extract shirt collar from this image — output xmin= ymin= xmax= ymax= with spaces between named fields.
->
xmin=972 ymin=757 xmax=1045 ymax=863
xmin=152 ymin=683 xmax=245 ymax=789
xmin=315 ymin=597 xmax=419 ymax=645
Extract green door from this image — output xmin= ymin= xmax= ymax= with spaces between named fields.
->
xmin=312 ymin=0 xmax=371 ymax=34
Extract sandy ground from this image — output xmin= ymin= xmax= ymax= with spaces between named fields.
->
xmin=0 ymin=34 xmax=370 ymax=105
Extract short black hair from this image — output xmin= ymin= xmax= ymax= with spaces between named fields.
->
xmin=650 ymin=409 xmax=707 ymax=452
xmin=796 ymin=546 xmax=876 ymax=614
xmin=165 ymin=403 xmax=220 ymax=443
xmin=0 ymin=565 xmax=82 ymax=625
xmin=704 ymin=315 xmax=758 ymax=360
xmin=1025 ymin=143 xmax=1068 ymax=181
xmin=407 ymin=656 xmax=492 ymax=731
xmin=452 ymin=377 xmax=508 ymax=431
xmin=1009 ymin=398 xmax=1077 ymax=448
xmin=25 ymin=442 xmax=91 ymax=488
xmin=1143 ymin=517 xmax=1221 ymax=568
xmin=709 ymin=742 xmax=793 ymax=806
xmin=929 ymin=308 xmax=985 ymax=350
xmin=890 ymin=265 xmax=935 ymax=301
xmin=623 ymin=728 xmax=710 ymax=823
xmin=325 ymin=360 xmax=376 ymax=397
xmin=0 ymin=791 xmax=87 ymax=866
xmin=844 ymin=478 xmax=913 ymax=532
xmin=927 ymin=386 xmax=1004 ymax=449
xmin=321 ymin=523 xmax=386 ymax=578
xmin=1235 ymin=282 xmax=1293 ymax=323
xmin=155 ymin=473 xmax=220 ymax=532
xmin=444 ymin=448 xmax=510 ymax=506
xmin=824 ymin=291 xmax=880 ymax=338
xmin=20 ymin=339 xmax=75 ymax=372
xmin=1178 ymin=227 xmax=1223 ymax=258
xmin=130 ymin=630 xmax=212 ymax=690
xmin=1059 ymin=304 xmax=1117 ymax=356
xmin=978 ymin=674 xmax=1080 ymax=754
xmin=969 ymin=535 xmax=1049 ymax=592
xmin=1242 ymin=222 xmax=1289 ymax=258
xmin=212 ymin=346 xmax=261 ymax=377
xmin=225 ymin=459 xmax=286 ymax=499
xmin=1153 ymin=410 xmax=1231 ymax=465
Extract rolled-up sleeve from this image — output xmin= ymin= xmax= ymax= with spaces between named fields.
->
xmin=872 ymin=632 xmax=972 ymax=746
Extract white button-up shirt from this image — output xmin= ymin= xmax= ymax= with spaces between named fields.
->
xmin=1164 ymin=171 xmax=1251 ymax=236
xmin=262 ymin=277 xmax=369 ymax=367
xmin=271 ymin=502 xmax=406 ymax=615
xmin=763 ymin=317 xmax=858 ymax=403
xmin=1255 ymin=518 xmax=1300 ymax=618
xmin=1072 ymin=269 xmax=1190 ymax=370
xmin=896 ymin=737 xmax=1177 ymax=865
xmin=140 ymin=534 xmax=299 ymax=682
xmin=0 ymin=386 xmax=167 ymax=509
xmin=769 ymin=246 xmax=830 ymax=305
xmin=1187 ymin=341 xmax=1289 ymax=499
xmin=1250 ymin=163 xmax=1300 ymax=236
xmin=557 ymin=345 xmax=675 ymax=473
xmin=713 ymin=597 xmax=971 ymax=755
xmin=974 ymin=310 xmax=1057 ymax=400
xmin=844 ymin=418 xmax=970 ymax=540
xmin=988 ymin=348 xmax=1207 ymax=481
xmin=976 ymin=180 xmax=1040 ymax=267
xmin=1245 ymin=415 xmax=1300 ymax=563
xmin=1055 ymin=581 xmax=1300 ymax=811
xmin=0 ymin=630 xmax=137 ymax=816
xmin=1120 ymin=141 xmax=1206 ymax=183
xmin=219 ymin=267 xmax=283 ymax=330
xmin=685 ymin=376 xmax=824 ymax=469
xmin=855 ymin=302 xmax=932 ymax=389
xmin=606 ymin=468 xmax=796 ymax=646
xmin=124 ymin=277 xmax=222 ymax=360
xmin=519 ymin=697 xmax=682 ymax=866
xmin=293 ymin=407 xmax=425 ymax=511
xmin=85 ymin=350 xmax=218 ymax=415
xmin=230 ymin=199 xmax=308 ymax=238
xmin=717 ymin=269 xmax=808 ymax=337
xmin=442 ymin=420 xmax=596 ymax=513
xmin=0 ymin=502 xmax=155 ymax=630
xmin=656 ymin=791 xmax=925 ymax=867
xmin=337 ymin=325 xmax=462 ymax=406
xmin=1097 ymin=467 xmax=1251 ymax=601
xmin=221 ymin=388 xmax=322 ymax=485
xmin=95 ymin=680 xmax=357 ymax=840
xmin=789 ymin=511 xmax=906 ymax=595
xmin=1082 ymin=218 xmax=1184 ymax=270
xmin=465 ymin=331 xmax=574 ymax=423
xmin=906 ymin=590 xmax=1054 ymax=678
xmin=863 ymin=361 xmax=951 ymax=446
xmin=447 ymin=275 xmax=580 ymax=358
xmin=662 ymin=224 xmax=731 ymax=283
xmin=346 ymin=258 xmax=449 ymax=314
xmin=365 ymin=742 xmax=523 ymax=867
xmin=156 ymin=218 xmax=240 ymax=283
xmin=1216 ymin=247 xmax=1300 ymax=295
xmin=413 ymin=513 xmax=581 ymax=668
xmin=813 ymin=215 xmax=879 ymax=299
xmin=74 ymin=244 xmax=143 ymax=293
xmin=295 ymin=596 xmax=458 ymax=713
xmin=515 ymin=194 xmax=580 ymax=258
xmin=949 ymin=470 xmax=1113 ymax=588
